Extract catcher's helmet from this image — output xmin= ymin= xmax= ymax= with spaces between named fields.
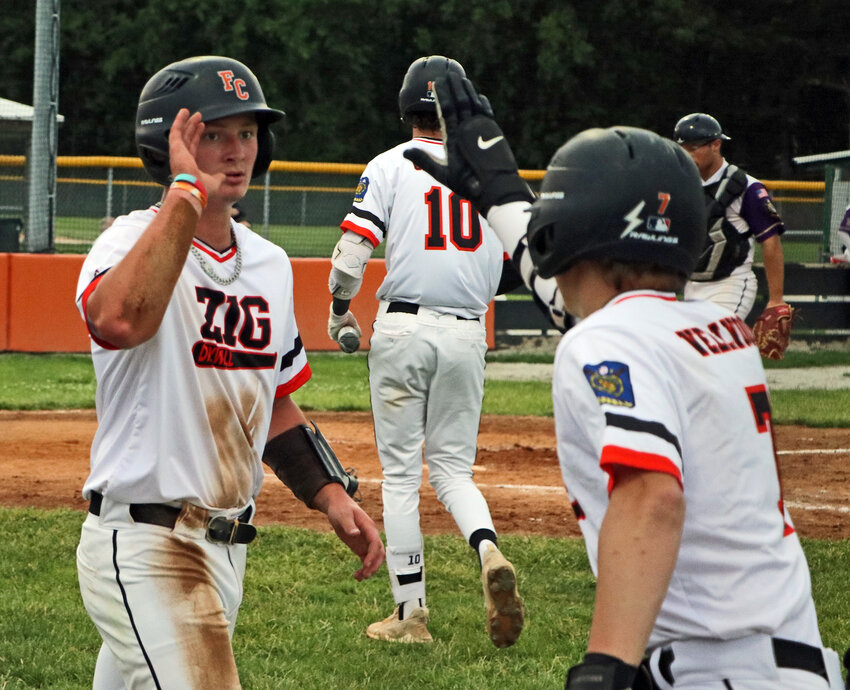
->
xmin=673 ymin=113 xmax=730 ymax=144
xmin=135 ymin=56 xmax=285 ymax=185
xmin=526 ymin=127 xmax=707 ymax=279
xmin=398 ymin=55 xmax=466 ymax=118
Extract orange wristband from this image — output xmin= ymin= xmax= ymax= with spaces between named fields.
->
xmin=170 ymin=180 xmax=207 ymax=209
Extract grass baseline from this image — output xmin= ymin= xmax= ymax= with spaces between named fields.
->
xmin=1 ymin=507 xmax=848 ymax=689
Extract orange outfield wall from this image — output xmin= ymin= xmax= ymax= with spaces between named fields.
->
xmin=0 ymin=254 xmax=494 ymax=353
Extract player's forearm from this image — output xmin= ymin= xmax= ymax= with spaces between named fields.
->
xmin=85 ymin=193 xmax=199 ymax=348
xmin=486 ymin=202 xmax=569 ymax=331
xmin=587 ymin=470 xmax=684 ymax=665
xmin=760 ymin=236 xmax=785 ymax=306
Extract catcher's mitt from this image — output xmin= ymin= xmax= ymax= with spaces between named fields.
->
xmin=752 ymin=303 xmax=795 ymax=360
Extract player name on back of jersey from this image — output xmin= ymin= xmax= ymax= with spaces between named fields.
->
xmin=675 ymin=314 xmax=756 ymax=357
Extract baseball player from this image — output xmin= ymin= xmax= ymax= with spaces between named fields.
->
xmin=405 ymin=72 xmax=845 ymax=689
xmin=74 ymin=56 xmax=383 ymax=689
xmin=830 ymin=204 xmax=850 ymax=264
xmin=325 ymin=55 xmax=559 ymax=648
xmin=673 ymin=113 xmax=789 ymax=319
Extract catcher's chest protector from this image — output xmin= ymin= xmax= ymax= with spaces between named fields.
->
xmin=691 ymin=166 xmax=749 ymax=282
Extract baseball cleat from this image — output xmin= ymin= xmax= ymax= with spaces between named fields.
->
xmin=481 ymin=546 xmax=524 ymax=648
xmin=365 ymin=606 xmax=434 ymax=643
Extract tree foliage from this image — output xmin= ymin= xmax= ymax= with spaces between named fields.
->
xmin=1 ymin=0 xmax=849 ymax=177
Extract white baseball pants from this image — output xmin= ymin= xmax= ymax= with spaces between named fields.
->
xmin=77 ymin=496 xmax=248 ymax=689
xmin=684 ymin=270 xmax=758 ymax=318
xmin=368 ymin=302 xmax=495 ymax=604
xmin=646 ymin=633 xmax=841 ymax=689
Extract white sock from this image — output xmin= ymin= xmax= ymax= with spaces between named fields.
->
xmin=399 ymin=598 xmax=424 ymax=620
xmin=477 ymin=539 xmax=498 ymax=565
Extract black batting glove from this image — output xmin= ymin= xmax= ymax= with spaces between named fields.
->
xmin=402 ymin=71 xmax=534 ymax=217
xmin=565 ymin=653 xmax=649 ymax=690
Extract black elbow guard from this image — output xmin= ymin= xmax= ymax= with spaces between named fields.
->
xmin=262 ymin=421 xmax=359 ymax=508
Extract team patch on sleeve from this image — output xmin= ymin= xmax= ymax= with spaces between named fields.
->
xmin=353 ymin=176 xmax=369 ymax=203
xmin=582 ymin=361 xmax=635 ymax=407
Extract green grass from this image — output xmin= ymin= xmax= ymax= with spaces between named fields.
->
xmin=47 ymin=215 xmax=831 ymax=263
xmin=3 ymin=352 xmax=849 ymax=423
xmin=1 ymin=507 xmax=847 ymax=689
xmin=0 ymin=353 xmax=97 ymax=409
xmin=52 ymin=220 xmax=387 ymax=259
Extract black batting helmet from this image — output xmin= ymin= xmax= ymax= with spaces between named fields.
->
xmin=398 ymin=55 xmax=466 ymax=118
xmin=673 ymin=113 xmax=731 ymax=144
xmin=526 ymin=127 xmax=707 ymax=279
xmin=135 ymin=56 xmax=285 ymax=186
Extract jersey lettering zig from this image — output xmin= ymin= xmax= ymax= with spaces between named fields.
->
xmin=75 ymin=208 xmax=310 ymax=511
xmin=552 ymin=291 xmax=815 ymax=649
xmin=340 ymin=137 xmax=503 ymax=315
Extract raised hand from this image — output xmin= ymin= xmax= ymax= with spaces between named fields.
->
xmin=167 ymin=108 xmax=222 ymax=198
xmin=403 ymin=72 xmax=533 ymax=216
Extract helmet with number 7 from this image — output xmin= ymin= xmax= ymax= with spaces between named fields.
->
xmin=135 ymin=56 xmax=285 ymax=186
xmin=526 ymin=127 xmax=707 ymax=279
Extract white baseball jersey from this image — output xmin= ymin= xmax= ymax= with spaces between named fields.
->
xmin=76 ymin=207 xmax=311 ymax=513
xmin=340 ymin=137 xmax=504 ymax=317
xmin=553 ymin=290 xmax=819 ymax=651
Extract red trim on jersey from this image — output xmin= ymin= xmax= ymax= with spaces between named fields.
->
xmin=779 ymin=499 xmax=795 ymax=536
xmin=192 ymin=238 xmax=237 ymax=262
xmin=340 ymin=221 xmax=380 ymax=247
xmin=412 ymin=137 xmax=444 ymax=146
xmin=600 ymin=444 xmax=683 ymax=493
xmin=275 ymin=362 xmax=312 ymax=398
xmin=612 ymin=292 xmax=677 ymax=305
xmin=79 ymin=272 xmax=121 ymax=350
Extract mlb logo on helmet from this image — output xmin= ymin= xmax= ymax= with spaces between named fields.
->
xmin=218 ymin=70 xmax=250 ymax=101
xmin=647 ymin=216 xmax=671 ymax=233
xmin=423 ymin=80 xmax=436 ymax=103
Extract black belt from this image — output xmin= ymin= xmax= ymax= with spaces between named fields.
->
xmin=655 ymin=637 xmax=828 ymax=685
xmin=88 ymin=491 xmax=257 ymax=545
xmin=772 ymin=637 xmax=828 ymax=681
xmin=387 ymin=301 xmax=479 ymax=321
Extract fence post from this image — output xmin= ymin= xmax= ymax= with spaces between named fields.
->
xmin=105 ymin=166 xmax=113 ymax=219
xmin=262 ymin=171 xmax=270 ymax=239
xmin=823 ymin=165 xmax=836 ymax=261
xmin=26 ymin=0 xmax=61 ymax=252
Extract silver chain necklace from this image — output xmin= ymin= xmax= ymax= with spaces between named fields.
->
xmin=191 ymin=230 xmax=242 ymax=286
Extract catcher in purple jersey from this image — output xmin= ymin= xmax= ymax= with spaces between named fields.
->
xmin=673 ymin=114 xmax=789 ymax=316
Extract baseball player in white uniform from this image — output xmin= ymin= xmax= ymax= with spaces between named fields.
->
xmin=405 ymin=72 xmax=845 ymax=689
xmin=75 ymin=56 xmax=383 ymax=689
xmin=831 ymin=204 xmax=850 ymax=264
xmin=325 ymin=56 xmax=555 ymax=648
xmin=673 ymin=113 xmax=788 ymax=319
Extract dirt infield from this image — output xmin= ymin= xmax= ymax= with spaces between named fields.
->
xmin=1 ymin=409 xmax=848 ymax=540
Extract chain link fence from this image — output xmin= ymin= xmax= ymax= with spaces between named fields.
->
xmin=0 ymin=154 xmax=832 ymax=262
